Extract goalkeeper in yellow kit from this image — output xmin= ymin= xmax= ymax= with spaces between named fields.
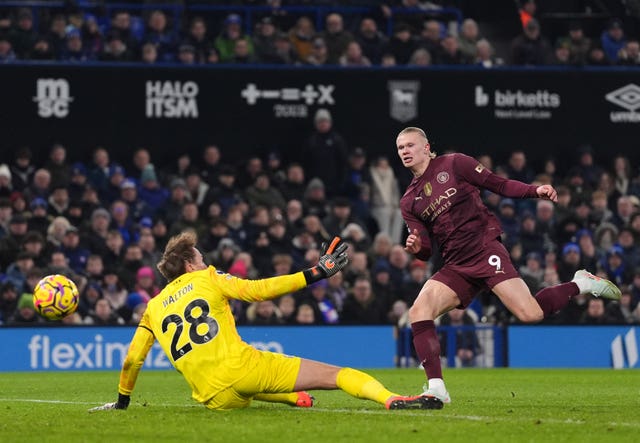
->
xmin=90 ymin=232 xmax=442 ymax=411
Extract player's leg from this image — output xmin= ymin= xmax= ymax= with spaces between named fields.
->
xmin=294 ymin=359 xmax=442 ymax=409
xmin=492 ymin=278 xmax=544 ymax=322
xmin=254 ymin=392 xmax=314 ymax=407
xmin=408 ymin=277 xmax=462 ymax=404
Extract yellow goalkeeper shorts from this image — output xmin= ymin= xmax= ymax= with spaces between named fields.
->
xmin=204 ymin=351 xmax=301 ymax=410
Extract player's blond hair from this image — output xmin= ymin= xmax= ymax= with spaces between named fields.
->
xmin=397 ymin=127 xmax=436 ymax=158
xmin=157 ymin=231 xmax=197 ymax=282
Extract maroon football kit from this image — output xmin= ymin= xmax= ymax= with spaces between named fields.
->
xmin=400 ymin=153 xmax=539 ymax=306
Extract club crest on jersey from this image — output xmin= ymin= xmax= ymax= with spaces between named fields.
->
xmin=475 ymin=163 xmax=485 ymax=173
xmin=437 ymin=172 xmax=449 ymax=184
xmin=423 ymin=182 xmax=432 ymax=196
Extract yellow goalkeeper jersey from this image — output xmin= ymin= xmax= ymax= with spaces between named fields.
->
xmin=118 ymin=266 xmax=307 ymax=403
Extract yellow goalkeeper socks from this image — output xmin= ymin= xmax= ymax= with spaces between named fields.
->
xmin=336 ymin=367 xmax=397 ymax=405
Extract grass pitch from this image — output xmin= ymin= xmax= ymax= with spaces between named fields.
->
xmin=0 ymin=368 xmax=638 ymax=443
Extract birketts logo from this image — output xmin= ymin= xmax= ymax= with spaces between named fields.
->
xmin=606 ymin=84 xmax=640 ymax=123
xmin=34 ymin=78 xmax=73 ymax=118
xmin=474 ymin=85 xmax=560 ymax=120
xmin=146 ymin=81 xmax=199 ymax=118
xmin=241 ymin=83 xmax=335 ymax=118
xmin=388 ymin=80 xmax=420 ymax=123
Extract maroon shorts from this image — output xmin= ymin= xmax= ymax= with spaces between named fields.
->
xmin=431 ymin=239 xmax=519 ymax=308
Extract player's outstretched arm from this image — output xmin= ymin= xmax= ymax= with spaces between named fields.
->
xmin=88 ymin=325 xmax=155 ymax=412
xmin=303 ymin=236 xmax=349 ymax=284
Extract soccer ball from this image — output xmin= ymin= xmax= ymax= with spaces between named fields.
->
xmin=33 ymin=274 xmax=80 ymax=320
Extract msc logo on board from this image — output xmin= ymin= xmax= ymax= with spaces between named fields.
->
xmin=34 ymin=78 xmax=73 ymax=118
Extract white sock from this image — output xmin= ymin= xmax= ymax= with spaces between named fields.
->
xmin=572 ymin=275 xmax=592 ymax=294
xmin=428 ymin=378 xmax=445 ymax=391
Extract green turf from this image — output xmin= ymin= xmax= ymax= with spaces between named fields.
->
xmin=0 ymin=369 xmax=638 ymax=442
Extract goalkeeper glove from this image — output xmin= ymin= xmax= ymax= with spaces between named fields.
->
xmin=303 ymin=236 xmax=349 ymax=284
xmin=88 ymin=394 xmax=130 ymax=412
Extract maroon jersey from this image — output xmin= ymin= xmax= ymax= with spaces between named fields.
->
xmin=400 ymin=153 xmax=538 ymax=265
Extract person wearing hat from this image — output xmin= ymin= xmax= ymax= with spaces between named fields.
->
xmin=304 ymin=36 xmax=329 ymax=65
xmin=302 ymin=108 xmax=348 ymax=198
xmin=565 ymin=21 xmax=591 ymax=65
xmin=27 ymin=197 xmax=50 ymax=236
xmin=253 ymin=16 xmax=279 ymax=63
xmin=10 ymin=147 xmax=35 ymax=192
xmin=0 ymin=163 xmax=13 ymax=198
xmin=510 ymin=17 xmax=552 ymax=65
xmin=177 ymin=42 xmax=196 ymax=64
xmin=59 ymin=26 xmax=90 ymax=61
xmin=0 ymin=213 xmax=29 ymax=269
xmin=138 ymin=165 xmax=169 ymax=213
xmin=601 ymin=18 xmax=625 ymax=63
xmin=397 ymin=126 xmax=621 ymax=405
xmin=214 ymin=13 xmax=254 ymax=62
xmin=8 ymin=293 xmax=40 ymax=325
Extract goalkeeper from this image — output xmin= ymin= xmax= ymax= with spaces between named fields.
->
xmin=91 ymin=231 xmax=441 ymax=411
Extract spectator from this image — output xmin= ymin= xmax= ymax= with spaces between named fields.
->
xmin=551 ymin=38 xmax=571 ymax=65
xmin=110 ymin=10 xmax=139 ymax=56
xmin=59 ymin=28 xmax=91 ymax=62
xmin=302 ymin=109 xmax=349 ymax=198
xmin=436 ymin=34 xmax=467 ymax=65
xmin=384 ymin=23 xmax=418 ymax=65
xmin=102 ymin=267 xmax=129 ymax=318
xmin=253 ymin=17 xmax=279 ymax=63
xmin=0 ymin=164 xmax=11 ymax=197
xmin=518 ymin=0 xmax=537 ymax=29
xmin=510 ymin=18 xmax=552 ymax=65
xmin=586 ymin=43 xmax=610 ymax=66
xmin=10 ymin=147 xmax=35 ymax=192
xmin=4 ymin=251 xmax=34 ymax=291
xmin=169 ymin=201 xmax=206 ymax=239
xmin=140 ymin=42 xmax=158 ymax=63
xmin=100 ymin=31 xmax=133 ymax=62
xmin=341 ymin=275 xmax=386 ymax=324
xmin=247 ymin=300 xmax=282 ymax=325
xmin=457 ymin=19 xmax=480 ymax=62
xmin=600 ymin=18 xmax=625 ymax=63
xmin=59 ymin=226 xmax=90 ymax=274
xmin=303 ymin=37 xmax=329 ymax=65
xmin=419 ymin=20 xmax=442 ymax=57
xmin=143 ymin=10 xmax=178 ymax=62
xmin=9 ymin=8 xmax=37 ymax=59
xmin=288 ymin=16 xmax=315 ymax=62
xmin=47 ymin=14 xmax=67 ymax=56
xmin=355 ymin=17 xmax=387 ymax=65
xmin=86 ymin=298 xmax=125 ymax=325
xmin=339 ymin=41 xmax=371 ymax=67
xmin=369 ymin=156 xmax=403 ymax=244
xmin=438 ymin=309 xmax=479 ymax=367
xmin=134 ymin=266 xmax=160 ymax=298
xmin=277 ymin=294 xmax=297 ymax=324
xmin=0 ymin=214 xmax=29 ymax=269
xmin=0 ymin=282 xmax=19 ymax=323
xmin=22 ymin=231 xmax=47 ymax=268
xmin=300 ymin=279 xmax=339 ymax=324
xmin=566 ymin=21 xmax=591 ymax=65
xmin=244 ymin=172 xmax=286 ymax=212
xmin=617 ymin=39 xmax=640 ymax=66
xmin=475 ymin=38 xmax=502 ymax=68
xmin=215 ymin=14 xmax=253 ymax=62
xmin=579 ymin=297 xmax=612 ymax=325
xmin=184 ymin=17 xmax=210 ymax=64
xmin=295 ymin=303 xmax=316 ymax=324
xmin=171 ymin=42 xmax=193 ymax=65
xmin=408 ymin=47 xmax=431 ymax=66
xmin=602 ymin=245 xmax=632 ymax=287
xmin=8 ymin=293 xmax=41 ymax=325
xmin=318 ymin=13 xmax=353 ymax=64
xmin=82 ymin=14 xmax=103 ymax=58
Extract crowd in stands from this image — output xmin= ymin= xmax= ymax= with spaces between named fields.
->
xmin=2 ymin=105 xmax=640 ymax=330
xmin=0 ymin=0 xmax=638 ymax=66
